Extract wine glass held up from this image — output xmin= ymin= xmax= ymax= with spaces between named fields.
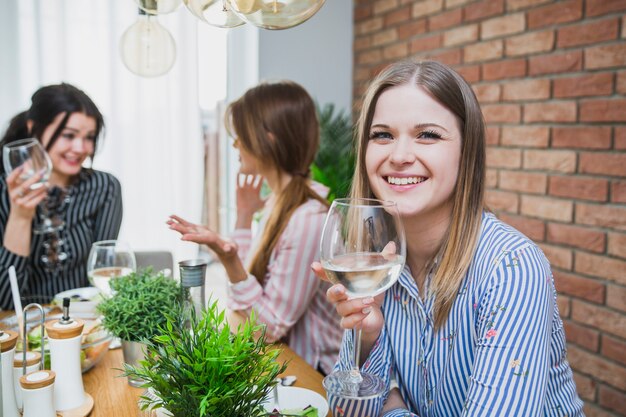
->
xmin=319 ymin=198 xmax=406 ymax=398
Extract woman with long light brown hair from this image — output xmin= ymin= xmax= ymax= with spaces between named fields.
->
xmin=315 ymin=60 xmax=583 ymax=416
xmin=169 ymin=81 xmax=342 ymax=374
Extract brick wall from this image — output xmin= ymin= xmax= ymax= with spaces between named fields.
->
xmin=353 ymin=0 xmax=626 ymax=415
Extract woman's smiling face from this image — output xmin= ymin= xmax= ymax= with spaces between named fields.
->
xmin=365 ymin=83 xmax=462 ymax=222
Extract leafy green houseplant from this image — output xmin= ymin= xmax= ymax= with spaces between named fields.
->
xmin=96 ymin=268 xmax=183 ymax=342
xmin=125 ymin=301 xmax=287 ymax=417
xmin=312 ymin=103 xmax=355 ymax=202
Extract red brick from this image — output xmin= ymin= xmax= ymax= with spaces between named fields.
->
xmin=501 ymin=126 xmax=549 ymax=147
xmin=572 ymin=372 xmax=597 ymax=401
xmin=383 ymin=42 xmax=409 ymax=60
xmin=356 ymin=17 xmax=384 ymax=36
xmin=412 ymin=0 xmax=443 ymax=18
xmin=383 ymin=7 xmax=408 ymax=28
xmin=428 ymin=8 xmax=462 ymax=31
xmin=523 ymin=149 xmax=576 ymax=173
xmin=606 ymin=284 xmax=626 ymax=314
xmin=455 ymin=65 xmax=481 ymax=82
xmin=482 ymin=103 xmax=521 ymax=123
xmin=572 ymin=300 xmax=626 ymax=340
xmin=372 ymin=28 xmax=398 ymax=47
xmin=602 ymin=333 xmax=626 ymax=366
xmin=472 ymin=83 xmax=500 ymax=103
xmin=502 ymin=79 xmax=550 ymax=101
xmin=464 ymin=40 xmax=503 ymax=63
xmin=354 ymin=36 xmax=372 ymax=51
xmin=567 ymin=344 xmax=626 ymax=391
xmin=584 ymin=403 xmax=615 ymax=417
xmin=374 ymin=0 xmax=399 ymax=16
xmin=576 ymin=251 xmax=626 ymax=286
xmin=547 ymin=222 xmax=606 ymax=252
xmin=480 ymin=13 xmax=525 ymax=40
xmin=585 ymin=44 xmax=626 ymax=70
xmin=443 ymin=24 xmax=478 ymax=47
xmin=576 ymin=202 xmax=626 ymax=231
xmin=521 ymin=195 xmax=573 ymax=222
xmin=527 ymin=0 xmax=583 ymax=29
xmin=553 ymin=72 xmax=614 ymax=98
xmin=498 ymin=213 xmax=546 ymax=241
xmin=486 ymin=126 xmax=500 ymax=145
xmin=355 ymin=5 xmax=372 ymax=21
xmin=552 ymin=126 xmax=612 ymax=149
xmin=506 ymin=0 xmax=551 ymax=11
xmin=580 ymin=152 xmax=626 ymax=176
xmin=557 ymin=295 xmax=570 ymax=318
xmin=548 ymin=176 xmax=609 ymax=203
xmin=608 ymin=232 xmax=626 ymax=259
xmin=599 ymin=384 xmax=626 ymax=416
xmin=486 ymin=147 xmax=522 ymax=168
xmin=557 ymin=18 xmax=619 ymax=48
xmin=463 ymin=0 xmax=504 ymax=22
xmin=482 ymin=58 xmax=527 ymax=80
xmin=424 ymin=48 xmax=462 ymax=65
xmin=446 ymin=0 xmax=472 ymax=6
xmin=529 ymin=51 xmax=582 ymax=76
xmin=409 ymin=33 xmax=441 ymax=53
xmin=500 ymin=170 xmax=547 ymax=194
xmin=357 ymin=49 xmax=382 ymax=65
xmin=581 ymin=98 xmax=626 ymax=122
xmin=486 ymin=168 xmax=498 ymax=187
xmin=586 ymin=0 xmax=626 ymax=17
xmin=618 ymin=71 xmax=626 ymax=94
xmin=563 ymin=319 xmax=601 ymax=350
xmin=354 ymin=67 xmax=370 ymax=82
xmin=398 ymin=18 xmax=427 ymax=40
xmin=611 ymin=181 xmax=626 ymax=204
xmin=485 ymin=189 xmax=519 ymax=212
xmin=539 ymin=243 xmax=573 ymax=269
xmin=505 ymin=30 xmax=555 ymax=57
xmin=524 ymin=102 xmax=577 ymax=123
xmin=616 ymin=127 xmax=626 ymax=150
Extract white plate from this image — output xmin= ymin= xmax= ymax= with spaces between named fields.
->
xmin=263 ymin=386 xmax=329 ymax=416
xmin=53 ymin=287 xmax=102 ymax=315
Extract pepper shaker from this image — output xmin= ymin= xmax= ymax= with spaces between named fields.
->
xmin=1 ymin=329 xmax=20 ymax=417
xmin=13 ymin=350 xmax=42 ymax=410
xmin=20 ymin=369 xmax=57 ymax=417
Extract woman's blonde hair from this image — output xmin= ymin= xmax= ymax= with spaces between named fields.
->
xmin=352 ymin=60 xmax=486 ymax=329
xmin=226 ymin=81 xmax=328 ymax=284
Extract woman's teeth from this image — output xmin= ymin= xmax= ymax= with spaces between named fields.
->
xmin=386 ymin=176 xmax=425 ymax=185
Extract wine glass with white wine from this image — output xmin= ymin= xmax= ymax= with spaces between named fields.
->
xmin=87 ymin=240 xmax=136 ymax=297
xmin=320 ymin=198 xmax=405 ymax=398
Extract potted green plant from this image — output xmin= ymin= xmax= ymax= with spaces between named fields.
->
xmin=96 ymin=268 xmax=183 ymax=386
xmin=125 ymin=301 xmax=287 ymax=417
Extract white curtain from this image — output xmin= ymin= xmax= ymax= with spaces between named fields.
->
xmin=0 ymin=0 xmax=205 ymax=265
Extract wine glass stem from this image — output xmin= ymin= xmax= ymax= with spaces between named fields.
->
xmin=350 ymin=327 xmax=364 ymax=384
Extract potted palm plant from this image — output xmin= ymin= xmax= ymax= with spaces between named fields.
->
xmin=125 ymin=300 xmax=286 ymax=417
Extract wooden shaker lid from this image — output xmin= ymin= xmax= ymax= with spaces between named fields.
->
xmin=44 ymin=318 xmax=84 ymax=340
xmin=20 ymin=369 xmax=56 ymax=389
xmin=0 ymin=329 xmax=18 ymax=352
xmin=14 ymin=350 xmax=42 ymax=367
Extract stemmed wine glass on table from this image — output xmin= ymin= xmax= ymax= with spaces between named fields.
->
xmin=87 ymin=240 xmax=136 ymax=297
xmin=320 ymin=198 xmax=406 ymax=399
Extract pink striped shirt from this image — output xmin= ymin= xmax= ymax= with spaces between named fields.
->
xmin=227 ymin=184 xmax=342 ymax=374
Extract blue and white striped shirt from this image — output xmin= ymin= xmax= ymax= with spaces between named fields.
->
xmin=333 ymin=212 xmax=583 ymax=417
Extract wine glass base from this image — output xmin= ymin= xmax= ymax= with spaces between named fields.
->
xmin=323 ymin=370 xmax=386 ymax=399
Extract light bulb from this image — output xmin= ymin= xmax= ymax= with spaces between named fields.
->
xmin=134 ymin=0 xmax=182 ymax=15
xmin=120 ymin=14 xmax=177 ymax=77
xmin=227 ymin=0 xmax=325 ymax=30
xmin=184 ymin=0 xmax=245 ymax=28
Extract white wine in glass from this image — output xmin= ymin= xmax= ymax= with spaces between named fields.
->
xmin=320 ymin=198 xmax=406 ymax=398
xmin=87 ymin=240 xmax=136 ymax=297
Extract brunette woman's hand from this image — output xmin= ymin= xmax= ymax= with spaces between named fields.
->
xmin=235 ymin=173 xmax=264 ymax=228
xmin=167 ymin=215 xmax=239 ymax=260
xmin=311 ymin=261 xmax=386 ymax=343
xmin=6 ymin=166 xmax=48 ymax=220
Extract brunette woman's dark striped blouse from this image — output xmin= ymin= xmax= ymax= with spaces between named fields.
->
xmin=0 ymin=169 xmax=122 ymax=309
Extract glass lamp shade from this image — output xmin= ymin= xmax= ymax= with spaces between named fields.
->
xmin=184 ymin=0 xmax=245 ymax=28
xmin=227 ymin=0 xmax=326 ymax=30
xmin=134 ymin=0 xmax=182 ymax=15
xmin=120 ymin=15 xmax=177 ymax=77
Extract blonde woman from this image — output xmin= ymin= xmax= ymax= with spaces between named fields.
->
xmin=169 ymin=81 xmax=342 ymax=374
xmin=314 ymin=61 xmax=583 ymax=416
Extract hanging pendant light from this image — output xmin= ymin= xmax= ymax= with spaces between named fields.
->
xmin=120 ymin=9 xmax=177 ymax=77
xmin=184 ymin=0 xmax=245 ymax=28
xmin=227 ymin=0 xmax=325 ymax=30
xmin=135 ymin=0 xmax=182 ymax=15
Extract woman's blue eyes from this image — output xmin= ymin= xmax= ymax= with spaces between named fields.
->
xmin=368 ymin=130 xmax=443 ymax=141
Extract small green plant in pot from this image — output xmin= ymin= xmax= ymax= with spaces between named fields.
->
xmin=125 ymin=301 xmax=287 ymax=417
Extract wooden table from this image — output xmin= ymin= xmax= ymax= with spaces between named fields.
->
xmin=83 ymin=344 xmax=330 ymax=416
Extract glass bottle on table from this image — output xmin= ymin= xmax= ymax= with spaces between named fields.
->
xmin=178 ymin=259 xmax=208 ymax=326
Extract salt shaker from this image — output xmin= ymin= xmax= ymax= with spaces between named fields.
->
xmin=45 ymin=297 xmax=86 ymax=412
xmin=1 ymin=329 xmax=20 ymax=417
xmin=13 ymin=350 xmax=42 ymax=410
xmin=20 ymin=369 xmax=57 ymax=417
